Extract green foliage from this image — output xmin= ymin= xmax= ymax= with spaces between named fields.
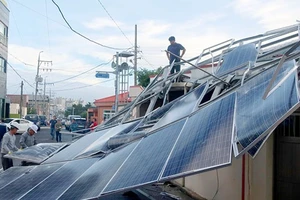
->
xmin=64 ymin=102 xmax=93 ymax=118
xmin=27 ymin=107 xmax=36 ymax=114
xmin=137 ymin=67 xmax=162 ymax=87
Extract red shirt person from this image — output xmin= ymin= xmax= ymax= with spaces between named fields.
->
xmin=89 ymin=118 xmax=98 ymax=130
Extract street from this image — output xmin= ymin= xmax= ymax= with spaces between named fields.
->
xmin=0 ymin=126 xmax=74 ymax=169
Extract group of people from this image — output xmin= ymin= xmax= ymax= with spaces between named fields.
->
xmin=1 ymin=122 xmax=38 ymax=170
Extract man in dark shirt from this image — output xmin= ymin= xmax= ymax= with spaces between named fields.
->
xmin=166 ymin=36 xmax=186 ymax=74
xmin=49 ymin=116 xmax=57 ymax=140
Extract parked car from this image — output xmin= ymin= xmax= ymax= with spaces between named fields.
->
xmin=39 ymin=115 xmax=47 ymax=126
xmin=24 ymin=114 xmax=41 ymax=128
xmin=3 ymin=118 xmax=40 ymax=133
xmin=73 ymin=118 xmax=89 ymax=134
xmin=65 ymin=115 xmax=81 ymax=131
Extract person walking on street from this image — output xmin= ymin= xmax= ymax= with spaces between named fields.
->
xmin=166 ymin=36 xmax=186 ymax=74
xmin=55 ymin=119 xmax=63 ymax=142
xmin=19 ymin=125 xmax=38 ymax=149
xmin=49 ymin=116 xmax=57 ymax=140
xmin=70 ymin=119 xmax=78 ymax=132
xmin=1 ymin=122 xmax=19 ymax=170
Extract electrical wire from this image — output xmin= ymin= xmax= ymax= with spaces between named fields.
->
xmin=48 ymin=59 xmax=113 ymax=84
xmin=51 ymin=0 xmax=129 ymax=50
xmin=7 ymin=62 xmax=35 ymax=89
xmin=0 ymin=45 xmax=35 ymax=67
xmin=212 ymin=169 xmax=219 ymax=200
xmin=96 ymin=0 xmax=133 ymax=46
xmin=52 ymin=78 xmax=114 ymax=91
xmin=9 ymin=0 xmax=68 ymax=28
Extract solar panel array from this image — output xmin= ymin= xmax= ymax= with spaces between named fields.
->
xmin=234 ymin=60 xmax=299 ymax=156
xmin=0 ymin=42 xmax=299 ymax=199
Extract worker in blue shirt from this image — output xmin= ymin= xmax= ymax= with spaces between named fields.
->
xmin=166 ymin=36 xmax=186 ymax=74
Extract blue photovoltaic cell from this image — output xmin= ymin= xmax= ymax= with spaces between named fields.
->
xmin=103 ymin=119 xmax=186 ymax=194
xmin=151 ymin=84 xmax=206 ymax=130
xmin=76 ymin=121 xmax=140 ymax=158
xmin=6 ymin=143 xmax=66 ymax=164
xmin=21 ymin=158 xmax=99 ymax=200
xmin=0 ymin=166 xmax=34 ymax=189
xmin=162 ymin=93 xmax=235 ymax=179
xmin=216 ymin=43 xmax=257 ymax=76
xmin=43 ymin=128 xmax=111 ymax=164
xmin=58 ymin=142 xmax=139 ymax=200
xmin=0 ymin=163 xmax=63 ymax=199
xmin=236 ymin=60 xmax=298 ymax=151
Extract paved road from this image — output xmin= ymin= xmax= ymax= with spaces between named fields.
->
xmin=0 ymin=126 xmax=73 ymax=169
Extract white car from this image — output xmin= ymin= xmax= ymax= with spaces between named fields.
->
xmin=3 ymin=118 xmax=39 ymax=134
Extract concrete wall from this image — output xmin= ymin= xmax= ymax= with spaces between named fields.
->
xmin=175 ymin=135 xmax=274 ymax=200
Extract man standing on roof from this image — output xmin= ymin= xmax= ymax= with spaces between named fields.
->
xmin=1 ymin=122 xmax=20 ymax=170
xmin=166 ymin=36 xmax=186 ymax=74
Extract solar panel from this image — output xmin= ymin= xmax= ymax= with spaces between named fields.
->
xmin=216 ymin=43 xmax=258 ymax=76
xmin=151 ymin=83 xmax=207 ymax=130
xmin=76 ymin=121 xmax=141 ymax=158
xmin=103 ymin=119 xmax=187 ymax=195
xmin=0 ymin=166 xmax=34 ymax=189
xmin=161 ymin=93 xmax=235 ymax=179
xmin=0 ymin=163 xmax=63 ymax=199
xmin=43 ymin=128 xmax=112 ymax=164
xmin=57 ymin=142 xmax=140 ymax=200
xmin=247 ymin=133 xmax=271 ymax=157
xmin=235 ymin=60 xmax=299 ymax=156
xmin=20 ymin=158 xmax=99 ymax=200
xmin=5 ymin=143 xmax=67 ymax=164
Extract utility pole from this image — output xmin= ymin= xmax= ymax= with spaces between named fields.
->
xmin=114 ymin=52 xmax=119 ymax=113
xmin=34 ymin=51 xmax=52 ymax=114
xmin=19 ymin=81 xmax=23 ymax=118
xmin=134 ymin=24 xmax=138 ymax=86
xmin=43 ymin=78 xmax=47 ymax=115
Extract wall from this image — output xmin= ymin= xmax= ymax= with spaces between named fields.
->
xmin=0 ymin=1 xmax=8 ymax=119
xmin=175 ymin=136 xmax=274 ymax=200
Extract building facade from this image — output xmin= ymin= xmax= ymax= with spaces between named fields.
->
xmin=0 ymin=0 xmax=9 ymax=119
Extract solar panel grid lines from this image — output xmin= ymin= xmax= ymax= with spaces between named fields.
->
xmin=76 ymin=121 xmax=141 ymax=158
xmin=57 ymin=140 xmax=141 ymax=200
xmin=216 ymin=43 xmax=258 ymax=77
xmin=43 ymin=128 xmax=112 ymax=164
xmin=101 ymin=119 xmax=187 ymax=195
xmin=234 ymin=60 xmax=300 ymax=157
xmin=161 ymin=93 xmax=236 ymax=180
xmin=0 ymin=163 xmax=65 ymax=200
xmin=151 ymin=83 xmax=207 ymax=131
xmin=0 ymin=166 xmax=35 ymax=190
xmin=20 ymin=158 xmax=100 ymax=200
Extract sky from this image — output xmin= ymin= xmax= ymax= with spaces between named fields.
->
xmin=4 ymin=0 xmax=300 ymax=103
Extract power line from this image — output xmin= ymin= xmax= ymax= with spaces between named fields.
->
xmin=48 ymin=59 xmax=113 ymax=84
xmin=52 ymin=79 xmax=114 ymax=91
xmin=7 ymin=62 xmax=35 ymax=89
xmin=51 ymin=0 xmax=129 ymax=50
xmin=9 ymin=0 xmax=68 ymax=28
xmin=96 ymin=0 xmax=133 ymax=46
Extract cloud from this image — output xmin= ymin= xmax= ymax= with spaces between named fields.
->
xmin=232 ymin=0 xmax=300 ymax=29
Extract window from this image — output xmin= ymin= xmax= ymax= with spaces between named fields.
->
xmin=103 ymin=110 xmax=115 ymax=121
xmin=0 ymin=21 xmax=8 ymax=46
xmin=0 ymin=58 xmax=6 ymax=73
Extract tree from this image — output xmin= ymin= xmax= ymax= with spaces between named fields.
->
xmin=64 ymin=102 xmax=93 ymax=118
xmin=137 ymin=67 xmax=162 ymax=87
